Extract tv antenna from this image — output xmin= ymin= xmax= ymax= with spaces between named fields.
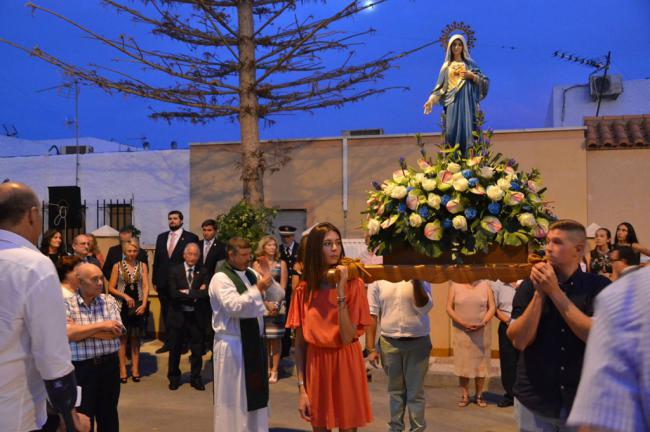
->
xmin=553 ymin=50 xmax=612 ymax=117
xmin=38 ymin=75 xmax=81 ymax=186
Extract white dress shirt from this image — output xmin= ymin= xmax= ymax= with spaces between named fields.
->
xmin=0 ymin=229 xmax=74 ymax=431
xmin=209 ymin=268 xmax=265 ymax=337
xmin=367 ymin=280 xmax=433 ymax=338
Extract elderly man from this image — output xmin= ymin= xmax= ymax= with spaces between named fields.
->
xmin=167 ymin=243 xmax=210 ymax=391
xmin=209 ymin=237 xmax=272 ymax=432
xmin=609 ymin=246 xmax=638 ymax=280
xmin=65 ymin=263 xmax=124 ymax=432
xmin=507 ymin=220 xmax=610 ymax=431
xmin=71 ymin=234 xmax=101 ymax=267
xmin=366 ymin=279 xmax=433 ymax=432
xmin=0 ymin=182 xmax=87 ymax=432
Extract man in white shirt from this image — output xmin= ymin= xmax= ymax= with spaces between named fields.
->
xmin=367 ymin=279 xmax=433 ymax=432
xmin=209 ymin=237 xmax=272 ymax=432
xmin=0 ymin=182 xmax=87 ymax=432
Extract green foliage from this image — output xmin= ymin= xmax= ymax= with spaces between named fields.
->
xmin=215 ymin=201 xmax=277 ymax=251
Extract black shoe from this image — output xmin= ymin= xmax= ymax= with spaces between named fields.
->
xmin=190 ymin=380 xmax=205 ymax=391
xmin=168 ymin=381 xmax=180 ymax=391
xmin=156 ymin=345 xmax=170 ymax=354
xmin=497 ymin=397 xmax=514 ymax=408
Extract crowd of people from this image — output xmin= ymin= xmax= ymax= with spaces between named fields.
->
xmin=2 ymin=181 xmax=650 ymax=432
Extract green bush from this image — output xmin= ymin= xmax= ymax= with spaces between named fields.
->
xmin=215 ymin=200 xmax=277 ymax=250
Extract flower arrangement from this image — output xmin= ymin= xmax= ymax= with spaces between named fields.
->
xmin=215 ymin=200 xmax=277 ymax=250
xmin=364 ymin=128 xmax=556 ymax=262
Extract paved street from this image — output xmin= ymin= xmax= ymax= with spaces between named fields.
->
xmin=117 ymin=340 xmax=517 ymax=431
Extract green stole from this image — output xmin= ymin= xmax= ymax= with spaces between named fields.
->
xmin=218 ymin=263 xmax=269 ymax=411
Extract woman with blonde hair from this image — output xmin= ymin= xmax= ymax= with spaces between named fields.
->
xmin=253 ymin=235 xmax=287 ymax=383
xmin=108 ymin=237 xmax=150 ymax=383
xmin=287 ymin=222 xmax=372 ymax=431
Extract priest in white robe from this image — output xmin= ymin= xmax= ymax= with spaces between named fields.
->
xmin=209 ymin=237 xmax=273 ymax=432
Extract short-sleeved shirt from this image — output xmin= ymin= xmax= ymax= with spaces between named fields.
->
xmin=367 ymin=280 xmax=432 ymax=338
xmin=567 ymin=267 xmax=650 ymax=431
xmin=65 ymin=293 xmax=122 ymax=361
xmin=286 ymin=277 xmax=372 ymax=348
xmin=0 ymin=229 xmax=74 ymax=431
xmin=489 ymin=280 xmax=516 ymax=319
xmin=511 ymin=267 xmax=610 ymax=419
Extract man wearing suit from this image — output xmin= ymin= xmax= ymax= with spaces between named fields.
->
xmin=153 ymin=210 xmax=199 ymax=354
xmin=102 ymin=226 xmax=148 ymax=280
xmin=167 ymin=243 xmax=209 ymax=391
xmin=198 ymin=219 xmax=226 ymax=282
xmin=278 ymin=225 xmax=299 ymax=358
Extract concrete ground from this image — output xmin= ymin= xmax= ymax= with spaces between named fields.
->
xmin=117 ymin=340 xmax=517 ymax=431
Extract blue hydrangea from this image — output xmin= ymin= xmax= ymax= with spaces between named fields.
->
xmin=441 ymin=194 xmax=451 ymax=206
xmin=398 ymin=203 xmax=407 ymax=213
xmin=488 ymin=202 xmax=501 ymax=215
xmin=464 ymin=208 xmax=478 ymax=220
xmin=468 ymin=178 xmax=479 ymax=187
xmin=462 ymin=169 xmax=472 ymax=179
xmin=406 ymin=186 xmax=414 ymax=193
xmin=510 ymin=181 xmax=521 ymax=191
xmin=418 ymin=207 xmax=429 ymax=219
xmin=442 ymin=218 xmax=452 ymax=229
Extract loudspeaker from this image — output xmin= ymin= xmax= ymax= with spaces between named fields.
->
xmin=48 ymin=186 xmax=83 ymax=229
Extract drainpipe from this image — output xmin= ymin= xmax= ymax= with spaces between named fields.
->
xmin=342 ymin=137 xmax=349 ymax=237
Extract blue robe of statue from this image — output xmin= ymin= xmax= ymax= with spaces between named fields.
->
xmin=430 ymin=59 xmax=489 ymax=156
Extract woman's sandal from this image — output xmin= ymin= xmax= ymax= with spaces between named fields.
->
xmin=476 ymin=395 xmax=487 ymax=408
xmin=457 ymin=395 xmax=470 ymax=407
xmin=131 ymin=375 xmax=141 ymax=383
xmin=120 ymin=376 xmax=128 ymax=384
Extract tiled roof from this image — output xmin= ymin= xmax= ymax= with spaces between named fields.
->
xmin=584 ymin=115 xmax=650 ymax=149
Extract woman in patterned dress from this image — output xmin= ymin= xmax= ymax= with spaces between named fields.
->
xmin=253 ymin=235 xmax=287 ymax=384
xmin=108 ymin=238 xmax=150 ymax=383
xmin=588 ymin=227 xmax=612 ymax=278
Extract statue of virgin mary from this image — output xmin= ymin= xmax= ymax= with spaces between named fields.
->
xmin=423 ymin=34 xmax=489 ymax=156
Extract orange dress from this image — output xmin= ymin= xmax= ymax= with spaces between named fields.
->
xmin=286 ymin=277 xmax=373 ymax=429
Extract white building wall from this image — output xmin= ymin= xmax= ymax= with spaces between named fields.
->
xmin=546 ymin=78 xmax=650 ymax=127
xmin=0 ymin=149 xmax=189 ymax=245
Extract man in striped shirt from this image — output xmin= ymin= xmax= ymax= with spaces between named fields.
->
xmin=568 ymin=267 xmax=650 ymax=432
xmin=65 ymin=263 xmax=124 ymax=432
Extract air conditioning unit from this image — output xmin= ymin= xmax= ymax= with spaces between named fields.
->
xmin=62 ymin=145 xmax=94 ymax=154
xmin=342 ymin=128 xmax=384 ymax=136
xmin=589 ymin=74 xmax=623 ymax=101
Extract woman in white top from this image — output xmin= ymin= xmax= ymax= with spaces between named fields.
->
xmin=56 ymin=255 xmax=83 ymax=300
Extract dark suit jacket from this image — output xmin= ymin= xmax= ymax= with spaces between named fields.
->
xmin=102 ymin=244 xmax=149 ymax=280
xmin=198 ymin=239 xmax=226 ymax=283
xmin=167 ymin=264 xmax=210 ymax=329
xmin=153 ymin=229 xmax=199 ymax=297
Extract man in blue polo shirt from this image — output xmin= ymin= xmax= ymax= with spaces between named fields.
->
xmin=507 ymin=219 xmax=610 ymax=431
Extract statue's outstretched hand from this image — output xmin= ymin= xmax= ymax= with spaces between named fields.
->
xmin=423 ymin=94 xmax=438 ymax=115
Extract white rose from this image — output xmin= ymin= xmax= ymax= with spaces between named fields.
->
xmin=409 ymin=213 xmax=423 ymax=227
xmin=414 ymin=173 xmax=425 ymax=185
xmin=497 ymin=178 xmax=511 ymax=191
xmin=447 ymin=162 xmax=461 ymax=173
xmin=452 ymin=215 xmax=468 ymax=231
xmin=382 ymin=183 xmax=395 ymax=195
xmin=453 ymin=177 xmax=469 ymax=192
xmin=427 ymin=193 xmax=441 ymax=209
xmin=393 ymin=170 xmax=406 ymax=184
xmin=517 ymin=213 xmax=537 ymax=228
xmin=486 ymin=185 xmax=505 ymax=201
xmin=421 ymin=178 xmax=437 ymax=191
xmin=478 ymin=166 xmax=494 ymax=179
xmin=390 ymin=185 xmax=408 ymax=199
xmin=452 ymin=171 xmax=464 ymax=180
xmin=367 ymin=218 xmax=380 ymax=235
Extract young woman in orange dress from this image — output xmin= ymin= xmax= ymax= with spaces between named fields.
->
xmin=286 ymin=222 xmax=373 ymax=431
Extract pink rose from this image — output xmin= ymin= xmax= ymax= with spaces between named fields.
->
xmin=406 ymin=193 xmax=419 ymax=210
xmin=481 ymin=216 xmax=503 ymax=234
xmin=505 ymin=191 xmax=525 ymax=206
xmin=424 ymin=220 xmax=443 ymax=241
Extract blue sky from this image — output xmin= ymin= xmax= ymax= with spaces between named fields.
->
xmin=1 ymin=1 xmax=649 ymax=149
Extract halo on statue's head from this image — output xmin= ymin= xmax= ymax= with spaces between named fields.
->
xmin=439 ymin=21 xmax=476 ymax=51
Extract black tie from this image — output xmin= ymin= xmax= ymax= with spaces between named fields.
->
xmin=187 ymin=268 xmax=194 ymax=286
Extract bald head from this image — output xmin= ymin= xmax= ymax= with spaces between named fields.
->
xmin=77 ymin=263 xmax=104 ymax=300
xmin=0 ymin=182 xmax=39 ymax=228
xmin=0 ymin=182 xmax=41 ymax=244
